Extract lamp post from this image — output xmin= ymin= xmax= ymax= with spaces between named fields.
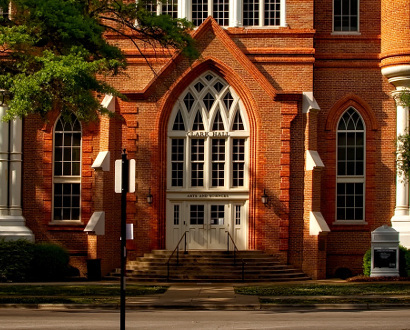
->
xmin=120 ymin=149 xmax=128 ymax=330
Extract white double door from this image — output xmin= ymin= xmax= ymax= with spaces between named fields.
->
xmin=166 ymin=201 xmax=247 ymax=250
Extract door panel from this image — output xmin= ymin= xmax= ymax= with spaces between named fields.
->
xmin=167 ymin=201 xmax=247 ymax=250
xmin=208 ymin=204 xmax=227 ymax=249
xmin=187 ymin=204 xmax=206 ymax=249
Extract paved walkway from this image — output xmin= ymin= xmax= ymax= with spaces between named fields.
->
xmin=127 ymin=284 xmax=260 ymax=310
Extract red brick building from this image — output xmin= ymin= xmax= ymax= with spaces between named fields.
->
xmin=1 ymin=0 xmax=409 ymax=279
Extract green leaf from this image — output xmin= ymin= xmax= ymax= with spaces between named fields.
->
xmin=0 ymin=0 xmax=197 ymax=122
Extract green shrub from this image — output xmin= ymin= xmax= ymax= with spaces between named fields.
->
xmin=363 ymin=249 xmax=371 ymax=276
xmin=30 ymin=243 xmax=70 ymax=281
xmin=0 ymin=240 xmax=34 ymax=282
xmin=363 ymin=246 xmax=410 ymax=277
xmin=399 ymin=246 xmax=410 ymax=277
xmin=0 ymin=240 xmax=70 ymax=282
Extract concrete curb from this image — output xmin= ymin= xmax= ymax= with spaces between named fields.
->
xmin=1 ymin=302 xmax=410 ymax=311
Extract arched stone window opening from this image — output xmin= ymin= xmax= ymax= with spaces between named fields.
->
xmin=336 ymin=107 xmax=365 ymax=222
xmin=52 ymin=114 xmax=82 ymax=221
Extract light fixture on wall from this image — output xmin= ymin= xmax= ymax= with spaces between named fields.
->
xmin=261 ymin=189 xmax=269 ymax=205
xmin=147 ymin=188 xmax=153 ymax=204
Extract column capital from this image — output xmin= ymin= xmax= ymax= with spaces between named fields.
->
xmin=381 ymin=64 xmax=410 ymax=89
xmin=391 ymin=89 xmax=410 ymax=105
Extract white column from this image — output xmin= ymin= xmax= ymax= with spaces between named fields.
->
xmin=9 ymin=118 xmax=23 ymax=216
xmin=0 ymin=105 xmax=9 ymax=216
xmin=393 ymin=90 xmax=409 ymax=218
xmin=229 ymin=0 xmax=242 ymax=27
xmin=382 ymin=65 xmax=410 ymax=248
xmin=0 ymin=100 xmax=34 ymax=241
xmin=178 ymin=0 xmax=190 ymax=20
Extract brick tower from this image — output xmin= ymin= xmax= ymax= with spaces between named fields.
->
xmin=381 ymin=0 xmax=410 ymax=247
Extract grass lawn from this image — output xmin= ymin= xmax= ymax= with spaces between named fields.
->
xmin=0 ymin=284 xmax=168 ymax=305
xmin=235 ymin=283 xmax=410 ymax=296
xmin=235 ymin=283 xmax=410 ymax=304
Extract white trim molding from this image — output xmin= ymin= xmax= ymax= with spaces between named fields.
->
xmin=310 ymin=212 xmax=330 ymax=236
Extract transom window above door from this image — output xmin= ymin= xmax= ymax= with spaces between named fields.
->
xmin=167 ymin=71 xmax=249 ymax=190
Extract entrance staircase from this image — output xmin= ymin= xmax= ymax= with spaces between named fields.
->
xmin=106 ymin=250 xmax=310 ymax=282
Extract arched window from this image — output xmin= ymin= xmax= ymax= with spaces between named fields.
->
xmin=166 ymin=71 xmax=249 ymax=250
xmin=168 ymin=71 xmax=249 ymax=190
xmin=336 ymin=107 xmax=365 ymax=221
xmin=53 ymin=114 xmax=81 ymax=221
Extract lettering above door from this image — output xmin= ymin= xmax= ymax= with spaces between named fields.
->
xmin=186 ymin=193 xmax=230 ymax=198
xmin=187 ymin=131 xmax=229 ymax=137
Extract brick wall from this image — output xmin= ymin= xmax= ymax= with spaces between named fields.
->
xmin=20 ymin=2 xmax=403 ymax=279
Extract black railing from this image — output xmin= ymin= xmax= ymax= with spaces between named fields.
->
xmin=166 ymin=231 xmax=188 ymax=281
xmin=226 ymin=231 xmax=246 ymax=281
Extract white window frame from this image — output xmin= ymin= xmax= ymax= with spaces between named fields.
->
xmin=332 ymin=0 xmax=360 ymax=35
xmin=145 ymin=0 xmax=178 ymax=18
xmin=160 ymin=0 xmax=287 ymax=27
xmin=241 ymin=0 xmax=286 ymax=28
xmin=51 ymin=114 xmax=82 ymax=224
xmin=167 ymin=71 xmax=250 ymax=192
xmin=0 ymin=2 xmax=11 ymax=20
xmin=334 ymin=107 xmax=367 ymax=225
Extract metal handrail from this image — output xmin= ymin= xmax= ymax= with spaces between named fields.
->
xmin=166 ymin=231 xmax=188 ymax=281
xmin=226 ymin=231 xmax=246 ymax=281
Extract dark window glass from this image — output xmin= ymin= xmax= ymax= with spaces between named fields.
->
xmin=212 ymin=111 xmax=225 ymax=131
xmin=171 ymin=139 xmax=184 ymax=187
xmin=183 ymin=92 xmax=195 ymax=112
xmin=53 ymin=115 xmax=81 ymax=221
xmin=192 ymin=111 xmax=205 ymax=131
xmin=243 ymin=0 xmax=259 ymax=26
xmin=173 ymin=111 xmax=186 ymax=131
xmin=334 ymin=0 xmax=359 ymax=32
xmin=223 ymin=92 xmax=234 ymax=111
xmin=190 ymin=205 xmax=204 ymax=225
xmin=232 ymin=111 xmax=244 ymax=131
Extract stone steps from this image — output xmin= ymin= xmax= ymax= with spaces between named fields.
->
xmin=106 ymin=250 xmax=310 ymax=282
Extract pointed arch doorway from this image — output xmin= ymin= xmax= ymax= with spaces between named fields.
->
xmin=166 ymin=71 xmax=249 ymax=250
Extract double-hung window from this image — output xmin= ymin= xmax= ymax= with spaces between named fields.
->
xmin=191 ymin=0 xmax=229 ymax=26
xmin=333 ymin=0 xmax=359 ymax=33
xmin=143 ymin=0 xmax=178 ymax=18
xmin=336 ymin=107 xmax=365 ymax=222
xmin=243 ymin=0 xmax=283 ymax=27
xmin=138 ymin=0 xmax=286 ymax=27
xmin=0 ymin=3 xmax=10 ymax=21
xmin=53 ymin=114 xmax=82 ymax=221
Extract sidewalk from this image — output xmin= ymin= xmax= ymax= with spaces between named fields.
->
xmin=126 ymin=284 xmax=260 ymax=310
xmin=2 ymin=281 xmax=410 ymax=311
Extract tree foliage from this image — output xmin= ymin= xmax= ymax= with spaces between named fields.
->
xmin=0 ymin=0 xmax=197 ymax=121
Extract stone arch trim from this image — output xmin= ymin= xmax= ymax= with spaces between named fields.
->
xmin=325 ymin=93 xmax=378 ymax=132
xmin=153 ymin=59 xmax=261 ymax=249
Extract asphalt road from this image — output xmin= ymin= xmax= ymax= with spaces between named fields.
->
xmin=0 ymin=309 xmax=410 ymax=329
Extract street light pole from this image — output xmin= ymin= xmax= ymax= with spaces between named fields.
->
xmin=120 ymin=149 xmax=129 ymax=330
